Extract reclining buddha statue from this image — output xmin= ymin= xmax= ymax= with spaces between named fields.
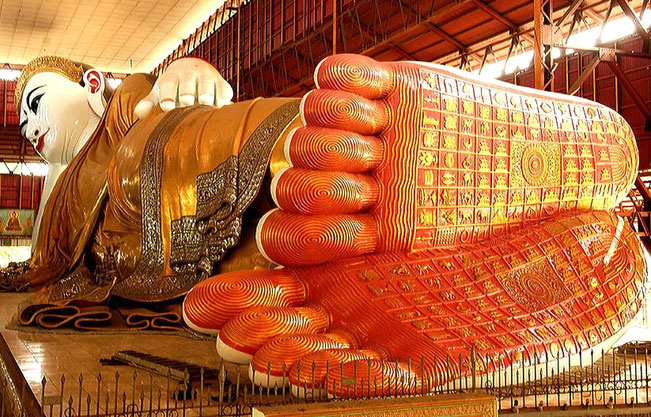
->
xmin=6 ymin=55 xmax=298 ymax=302
xmin=5 ymin=53 xmax=648 ymax=396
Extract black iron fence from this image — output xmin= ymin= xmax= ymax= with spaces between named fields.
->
xmin=1 ymin=343 xmax=651 ymax=417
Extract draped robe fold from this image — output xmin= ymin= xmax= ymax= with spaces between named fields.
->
xmin=24 ymin=73 xmax=300 ymax=304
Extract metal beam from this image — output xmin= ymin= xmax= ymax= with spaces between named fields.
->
xmin=606 ymin=60 xmax=651 ymax=129
xmin=597 ymin=1 xmax=615 ymax=43
xmin=555 ymin=0 xmax=584 ymax=30
xmin=395 ymin=0 xmax=464 ymax=49
xmin=534 ymin=0 xmax=554 ymax=91
xmin=395 ymin=0 xmax=484 ymax=63
xmin=332 ymin=0 xmax=338 ymax=54
xmin=583 ymin=8 xmax=603 ymax=23
xmin=502 ymin=36 xmax=519 ymax=73
xmin=471 ymin=0 xmax=535 ymax=45
xmin=390 ymin=42 xmax=416 ymax=60
xmin=471 ymin=0 xmax=517 ymax=31
xmin=552 ymin=43 xmax=651 ymax=59
xmin=438 ymin=0 xmax=612 ymax=67
xmin=353 ymin=8 xmax=416 ymax=60
xmin=479 ymin=46 xmax=495 ymax=74
xmin=642 ymin=0 xmax=650 ymax=18
xmin=424 ymin=22 xmax=484 ymax=63
xmin=396 ymin=0 xmax=471 ymax=53
xmin=614 ymin=0 xmax=651 ymax=52
xmin=459 ymin=54 xmax=472 ymax=71
xmin=259 ymin=0 xmax=478 ymax=97
xmin=567 ymin=53 xmax=601 ymax=95
xmin=425 ymin=22 xmax=466 ymax=50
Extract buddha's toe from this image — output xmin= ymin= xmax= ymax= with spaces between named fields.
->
xmin=256 ymin=55 xmax=423 ymax=268
xmin=288 ymin=348 xmax=386 ymax=398
xmin=285 ymin=127 xmax=383 ymax=173
xmin=248 ymin=332 xmax=357 ymax=388
xmin=300 ymin=89 xmax=388 ymax=134
xmin=326 ymin=359 xmax=424 ymax=398
xmin=271 ymin=168 xmax=379 ymax=215
xmin=258 ymin=122 xmax=386 ymax=267
xmin=314 ymin=54 xmax=394 ymax=99
xmin=216 ymin=305 xmax=330 ymax=364
xmin=256 ymin=209 xmax=378 ymax=267
xmin=182 ymin=269 xmax=305 ymax=335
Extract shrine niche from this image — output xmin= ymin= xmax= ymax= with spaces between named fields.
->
xmin=0 ymin=209 xmax=34 ymax=237
xmin=2 ymin=53 xmax=647 ymax=398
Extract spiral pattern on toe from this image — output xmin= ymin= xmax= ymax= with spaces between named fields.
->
xmin=286 ymin=127 xmax=383 ymax=173
xmin=327 ymin=360 xmax=423 ymax=398
xmin=251 ymin=333 xmax=356 ymax=377
xmin=273 ymin=169 xmax=379 ymax=215
xmin=315 ymin=54 xmax=393 ymax=99
xmin=256 ymin=210 xmax=378 ymax=267
xmin=288 ymin=348 xmax=382 ymax=393
xmin=219 ymin=306 xmax=330 ymax=355
xmin=183 ymin=269 xmax=306 ymax=332
xmin=301 ymin=90 xmax=388 ymax=135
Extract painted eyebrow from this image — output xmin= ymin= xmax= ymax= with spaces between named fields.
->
xmin=24 ymin=85 xmax=45 ymax=110
xmin=19 ymin=120 xmax=28 ymax=137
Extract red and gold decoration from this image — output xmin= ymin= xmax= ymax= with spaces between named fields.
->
xmin=184 ymin=54 xmax=647 ymax=397
xmin=258 ymin=55 xmax=639 ymax=266
xmin=5 ymin=51 xmax=647 ymax=398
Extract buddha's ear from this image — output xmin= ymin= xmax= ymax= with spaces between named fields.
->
xmin=83 ymin=69 xmax=106 ymax=117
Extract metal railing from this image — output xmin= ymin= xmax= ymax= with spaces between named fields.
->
xmin=2 ymin=343 xmax=651 ymax=417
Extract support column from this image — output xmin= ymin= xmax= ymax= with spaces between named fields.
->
xmin=534 ymin=0 xmax=554 ymax=91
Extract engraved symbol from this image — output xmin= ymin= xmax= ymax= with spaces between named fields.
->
xmin=444 ymin=153 xmax=455 ymax=168
xmin=462 ymin=172 xmax=473 ymax=187
xmin=521 ymin=146 xmax=548 ymax=186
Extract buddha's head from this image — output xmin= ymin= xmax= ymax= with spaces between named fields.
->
xmin=15 ymin=56 xmax=113 ymax=165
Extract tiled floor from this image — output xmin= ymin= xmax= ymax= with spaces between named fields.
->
xmin=0 ymin=293 xmax=224 ymax=416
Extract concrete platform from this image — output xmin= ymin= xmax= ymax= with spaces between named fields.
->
xmin=0 ymin=292 xmax=220 ymax=416
xmin=253 ymin=393 xmax=498 ymax=417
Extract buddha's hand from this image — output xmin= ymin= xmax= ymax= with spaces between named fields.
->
xmin=134 ymin=57 xmax=234 ymax=118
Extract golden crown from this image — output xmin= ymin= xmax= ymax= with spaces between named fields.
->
xmin=15 ymin=56 xmax=84 ymax=115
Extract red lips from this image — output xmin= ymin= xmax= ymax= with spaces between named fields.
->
xmin=36 ymin=131 xmax=47 ymax=152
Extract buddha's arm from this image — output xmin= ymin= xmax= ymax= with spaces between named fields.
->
xmin=99 ymin=97 xmax=300 ymax=302
xmin=31 ymin=163 xmax=66 ymax=252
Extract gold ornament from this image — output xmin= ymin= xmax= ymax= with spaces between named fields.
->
xmin=521 ymin=146 xmax=548 ymax=186
xmin=15 ymin=56 xmax=84 ymax=114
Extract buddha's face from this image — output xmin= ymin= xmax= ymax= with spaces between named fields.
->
xmin=18 ymin=70 xmax=106 ymax=165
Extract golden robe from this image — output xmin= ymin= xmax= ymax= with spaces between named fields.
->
xmin=25 ymin=74 xmax=300 ymax=304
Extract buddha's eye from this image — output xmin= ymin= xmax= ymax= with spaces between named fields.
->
xmin=29 ymin=93 xmax=44 ymax=114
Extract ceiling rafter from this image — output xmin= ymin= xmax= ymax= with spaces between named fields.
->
xmin=353 ymin=7 xmax=418 ymax=60
xmin=470 ymin=0 xmax=536 ymax=45
xmin=390 ymin=42 xmax=417 ymax=60
xmin=395 ymin=0 xmax=484 ymax=63
xmin=471 ymin=0 xmax=517 ymax=31
xmin=614 ymin=0 xmax=651 ymax=51
xmin=275 ymin=0 xmax=478 ymax=96
xmin=435 ymin=0 xmax=623 ymax=68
